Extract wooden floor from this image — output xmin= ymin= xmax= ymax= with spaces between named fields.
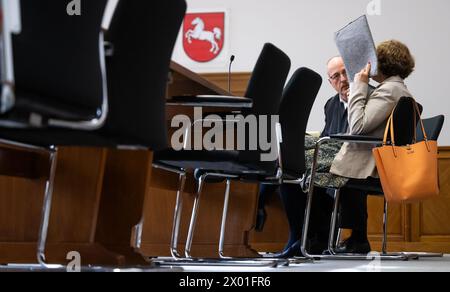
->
xmin=180 ymin=255 xmax=450 ymax=273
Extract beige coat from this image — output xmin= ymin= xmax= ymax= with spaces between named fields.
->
xmin=330 ymin=76 xmax=413 ymax=179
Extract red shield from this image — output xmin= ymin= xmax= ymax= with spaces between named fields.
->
xmin=183 ymin=12 xmax=225 ymax=63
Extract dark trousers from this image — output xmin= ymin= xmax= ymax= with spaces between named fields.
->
xmin=338 ymin=187 xmax=368 ymax=233
xmin=279 ymin=184 xmax=333 ymax=247
xmin=257 ymin=184 xmax=368 ymax=248
xmin=258 ymin=184 xmax=279 ymax=210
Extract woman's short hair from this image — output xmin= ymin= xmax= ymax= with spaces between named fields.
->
xmin=377 ymin=40 xmax=415 ymax=79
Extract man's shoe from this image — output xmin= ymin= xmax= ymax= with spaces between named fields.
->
xmin=335 ymin=237 xmax=371 ymax=254
xmin=272 ymin=240 xmax=302 ymax=258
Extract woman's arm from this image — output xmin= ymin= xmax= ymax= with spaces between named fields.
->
xmin=347 ymin=63 xmax=397 ymax=135
xmin=348 ymin=82 xmax=397 ymax=135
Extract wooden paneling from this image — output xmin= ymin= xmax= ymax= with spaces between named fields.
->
xmin=0 ymin=147 xmax=112 ymax=264
xmin=170 ymin=62 xmax=230 ymax=97
xmin=0 ymin=148 xmax=47 ymax=179
xmin=93 ymin=149 xmax=154 ymax=264
xmin=48 ymin=148 xmax=107 ymax=243
xmin=367 ymin=199 xmax=409 ymax=242
xmin=410 ymin=147 xmax=450 ymax=243
xmin=201 ymin=72 xmax=251 ymax=97
xmin=0 ymin=175 xmax=46 ymax=242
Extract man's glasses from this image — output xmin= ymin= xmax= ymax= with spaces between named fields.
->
xmin=328 ymin=71 xmax=347 ymax=82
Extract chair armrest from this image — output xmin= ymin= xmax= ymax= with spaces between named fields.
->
xmin=102 ymin=0 xmax=120 ymax=31
xmin=329 ymin=134 xmax=383 ymax=144
xmin=167 ymin=95 xmax=253 ymax=109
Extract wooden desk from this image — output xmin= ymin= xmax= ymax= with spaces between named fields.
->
xmin=0 ymin=62 xmax=260 ymax=265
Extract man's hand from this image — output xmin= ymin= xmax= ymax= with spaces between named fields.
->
xmin=354 ymin=62 xmax=371 ymax=84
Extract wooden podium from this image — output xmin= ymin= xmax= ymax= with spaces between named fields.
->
xmin=0 ymin=62 xmax=261 ymax=266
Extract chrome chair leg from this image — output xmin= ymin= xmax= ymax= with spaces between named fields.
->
xmin=37 ymin=146 xmax=58 ymax=266
xmin=184 ymin=173 xmax=207 ymax=258
xmin=300 ymin=183 xmax=315 ymax=259
xmin=170 ymin=171 xmax=187 ymax=259
xmin=319 ymin=192 xmax=410 ymax=260
xmin=132 ymin=219 xmax=144 ymax=250
xmin=300 ymin=138 xmax=324 ymax=260
xmin=153 ymin=173 xmax=283 ymax=268
xmin=300 ymin=139 xmax=410 ymax=261
xmin=219 ymin=179 xmax=232 ymax=259
xmin=328 ymin=189 xmax=340 ymax=255
xmin=151 ymin=163 xmax=187 ymax=260
xmin=382 ymin=199 xmax=388 ymax=255
xmin=215 ymin=179 xmax=298 ymax=266
xmin=335 ymin=229 xmax=342 ymax=250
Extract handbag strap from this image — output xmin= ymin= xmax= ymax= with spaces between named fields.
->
xmin=382 ymin=97 xmax=431 ymax=151
xmin=383 ymin=108 xmax=395 ymax=145
xmin=413 ymin=99 xmax=417 ymax=143
xmin=412 ymin=99 xmax=431 ymax=152
xmin=412 ymin=99 xmax=428 ymax=142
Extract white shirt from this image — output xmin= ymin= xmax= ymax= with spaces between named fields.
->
xmin=340 ymin=96 xmax=348 ymax=110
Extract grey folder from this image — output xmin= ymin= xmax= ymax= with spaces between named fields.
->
xmin=335 ymin=15 xmax=377 ymax=82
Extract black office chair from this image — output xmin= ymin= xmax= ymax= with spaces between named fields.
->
xmin=301 ymin=97 xmax=445 ymax=260
xmin=246 ymin=67 xmax=323 ymax=262
xmin=1 ymin=0 xmax=109 ymax=129
xmin=152 ymin=43 xmax=291 ymax=267
xmin=417 ymin=116 xmax=445 ymax=142
xmin=279 ymin=69 xmax=322 ymax=184
xmin=199 ymin=67 xmax=322 ymax=262
xmin=0 ymin=0 xmax=186 ymax=267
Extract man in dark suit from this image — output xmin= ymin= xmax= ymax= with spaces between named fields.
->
xmin=319 ymin=56 xmax=370 ymax=254
xmin=256 ymin=56 xmax=370 ymax=256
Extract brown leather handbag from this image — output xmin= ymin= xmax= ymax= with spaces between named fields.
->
xmin=372 ymin=100 xmax=440 ymax=203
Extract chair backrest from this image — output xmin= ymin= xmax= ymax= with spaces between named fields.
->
xmin=391 ymin=96 xmax=423 ymax=146
xmin=279 ymin=68 xmax=322 ymax=177
xmin=238 ymin=43 xmax=291 ymax=165
xmin=11 ymin=0 xmax=109 ymax=125
xmin=102 ymin=0 xmax=186 ymax=150
xmin=417 ymin=115 xmax=445 ymax=141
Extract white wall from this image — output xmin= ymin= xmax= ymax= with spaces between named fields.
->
xmin=173 ymin=0 xmax=450 ymax=145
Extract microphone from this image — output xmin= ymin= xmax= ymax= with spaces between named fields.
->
xmin=228 ymin=55 xmax=235 ymax=94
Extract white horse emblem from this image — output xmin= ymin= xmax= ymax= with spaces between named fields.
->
xmin=185 ymin=17 xmax=222 ymax=55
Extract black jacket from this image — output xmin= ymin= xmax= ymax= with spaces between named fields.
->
xmin=321 ymin=94 xmax=348 ymax=138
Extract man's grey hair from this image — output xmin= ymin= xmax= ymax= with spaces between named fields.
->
xmin=326 ymin=55 xmax=342 ymax=67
